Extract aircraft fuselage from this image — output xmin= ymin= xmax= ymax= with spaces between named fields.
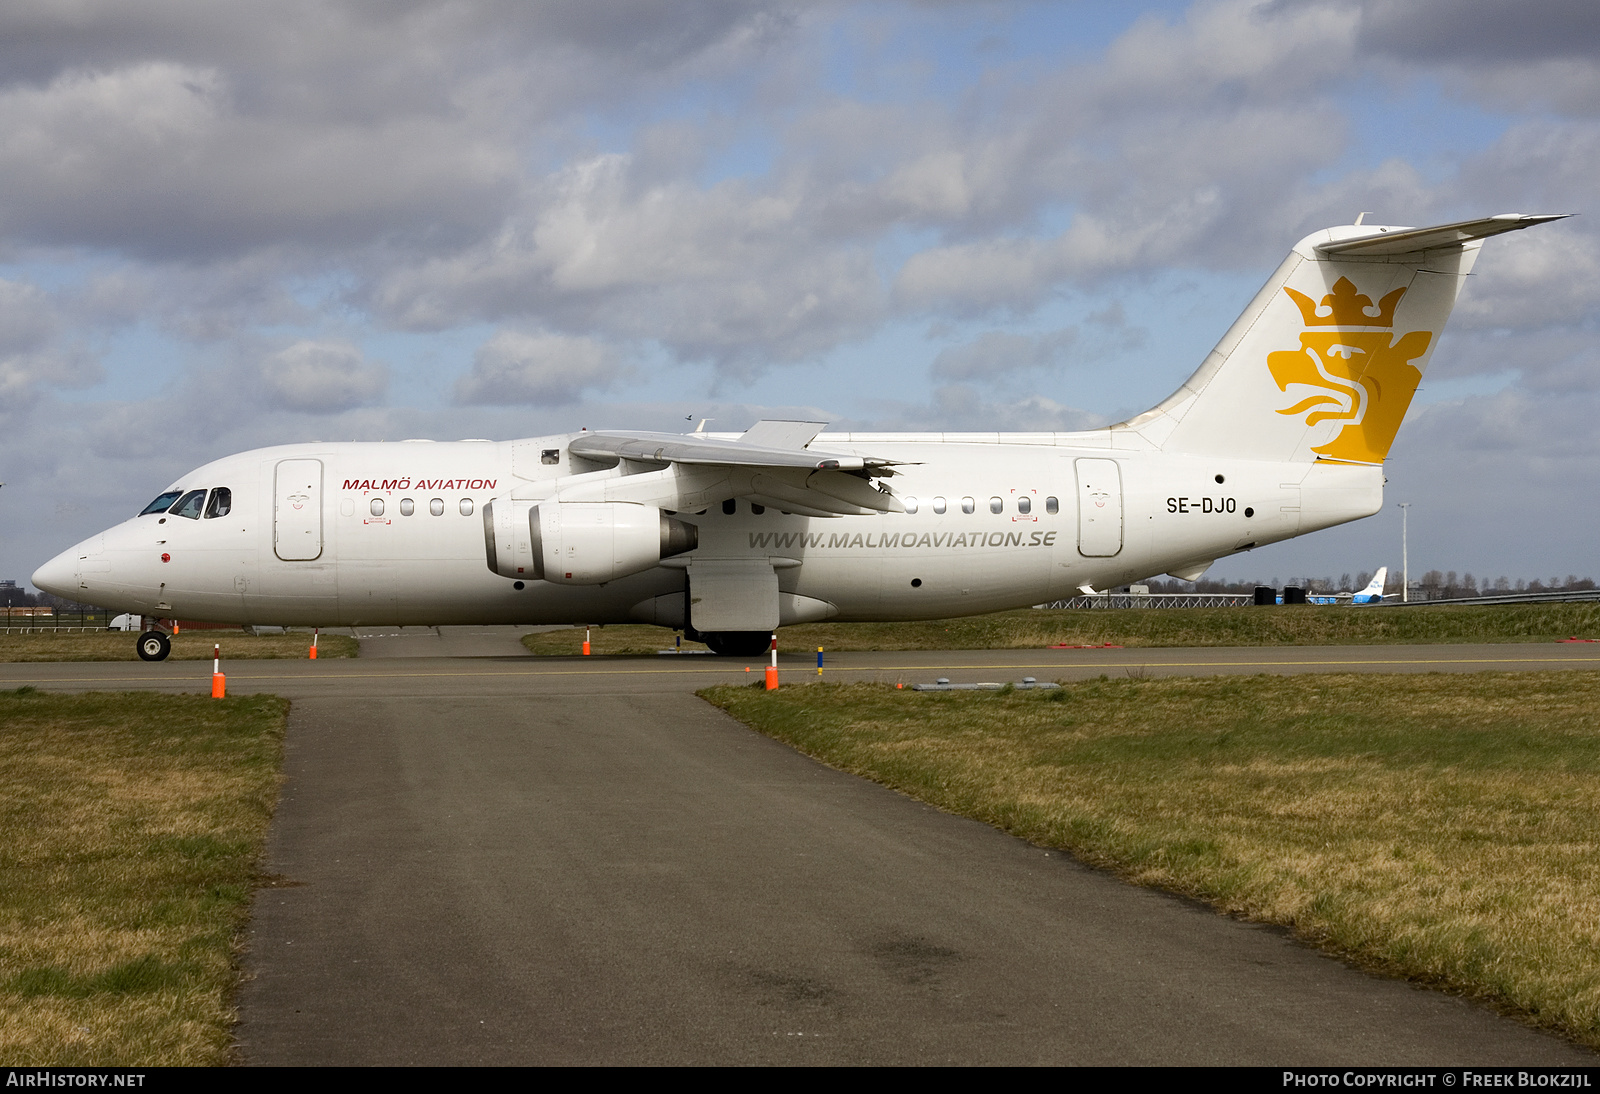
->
xmin=39 ymin=433 xmax=1380 ymax=629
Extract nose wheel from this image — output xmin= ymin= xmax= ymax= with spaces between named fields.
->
xmin=137 ymin=632 xmax=172 ymax=662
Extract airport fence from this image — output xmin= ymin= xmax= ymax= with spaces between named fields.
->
xmin=1037 ymin=592 xmax=1257 ymax=610
xmin=0 ymin=606 xmax=115 ymax=632
xmin=1038 ymin=587 xmax=1600 ymax=610
xmin=1389 ymin=588 xmax=1600 ymax=608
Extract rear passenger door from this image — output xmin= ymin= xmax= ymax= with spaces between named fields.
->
xmin=1075 ymin=458 xmax=1123 ymax=557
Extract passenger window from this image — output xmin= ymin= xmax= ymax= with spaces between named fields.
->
xmin=1046 ymin=496 xmax=1059 ymax=514
xmin=400 ymin=499 xmax=414 ymax=517
xmin=370 ymin=498 xmax=385 ymax=517
xmin=933 ymin=497 xmax=946 ymax=515
xmin=430 ymin=498 xmax=445 ymax=516
xmin=459 ymin=498 xmax=474 ymax=516
xmin=989 ymin=496 xmax=1003 ymax=514
xmin=750 ymin=503 xmax=765 ymax=515
xmin=722 ymin=499 xmax=736 ymax=515
xmin=541 ymin=449 xmax=560 ymax=465
xmin=204 ymin=487 xmax=232 ymax=519
xmin=141 ymin=491 xmax=183 ymax=516
xmin=1018 ymin=496 xmax=1031 ymax=515
xmin=961 ymin=497 xmax=975 ymax=515
xmin=171 ymin=489 xmax=206 ymax=519
xmin=904 ymin=496 xmax=918 ymax=514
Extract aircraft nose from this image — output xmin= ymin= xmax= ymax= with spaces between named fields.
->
xmin=32 ymin=548 xmax=78 ymax=598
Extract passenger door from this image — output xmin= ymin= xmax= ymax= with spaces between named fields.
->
xmin=1075 ymin=458 xmax=1123 ymax=557
xmin=274 ymin=459 xmax=324 ymax=561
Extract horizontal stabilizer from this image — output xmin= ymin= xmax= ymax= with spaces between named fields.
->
xmin=1316 ymin=214 xmax=1571 ymax=257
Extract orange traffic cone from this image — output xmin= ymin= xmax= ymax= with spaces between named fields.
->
xmin=211 ymin=644 xmax=225 ymax=698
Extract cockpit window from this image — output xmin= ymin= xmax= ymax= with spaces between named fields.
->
xmin=170 ymin=489 xmax=207 ymax=520
xmin=140 ymin=491 xmax=183 ymax=516
xmin=204 ymin=487 xmax=232 ymax=519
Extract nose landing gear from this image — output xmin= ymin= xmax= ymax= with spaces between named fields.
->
xmin=136 ymin=628 xmax=172 ymax=662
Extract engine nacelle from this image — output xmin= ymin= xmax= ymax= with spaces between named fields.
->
xmin=485 ymin=499 xmax=697 ymax=584
xmin=482 ymin=498 xmax=539 ymax=579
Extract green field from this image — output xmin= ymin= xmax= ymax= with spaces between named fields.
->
xmin=523 ymin=601 xmax=1600 ymax=656
xmin=705 ymin=673 xmax=1600 ymax=1048
xmin=0 ymin=689 xmax=287 ymax=1065
xmin=0 ymin=631 xmax=358 ymax=663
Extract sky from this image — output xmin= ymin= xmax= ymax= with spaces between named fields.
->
xmin=2 ymin=0 xmax=1597 ymax=592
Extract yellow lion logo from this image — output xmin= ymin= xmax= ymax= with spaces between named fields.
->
xmin=1269 ymin=277 xmax=1432 ymax=463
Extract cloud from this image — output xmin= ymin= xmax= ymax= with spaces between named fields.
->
xmin=838 ymin=383 xmax=1107 ymax=433
xmin=0 ymin=2 xmax=796 ymax=263
xmin=0 ymin=61 xmax=519 ymax=259
xmin=257 ymin=340 xmax=386 ymax=413
xmin=0 ymin=1 xmax=793 ymax=93
xmin=1352 ymin=0 xmax=1600 ymax=64
xmin=930 ymin=329 xmax=1078 ymax=381
xmin=1449 ymin=224 xmax=1600 ymax=334
xmin=0 ymin=278 xmax=99 ymax=408
xmin=454 ymin=329 xmax=622 ymax=406
xmin=374 ymin=152 xmax=888 ymax=371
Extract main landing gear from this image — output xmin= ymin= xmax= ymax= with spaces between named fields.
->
xmin=137 ymin=629 xmax=172 ymax=662
xmin=697 ymin=631 xmax=773 ymax=658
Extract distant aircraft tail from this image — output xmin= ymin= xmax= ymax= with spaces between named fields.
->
xmin=1116 ymin=215 xmax=1568 ymax=464
xmin=1352 ymin=566 xmax=1388 ymax=604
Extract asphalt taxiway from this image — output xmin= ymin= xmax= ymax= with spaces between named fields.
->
xmin=7 ymin=637 xmax=1600 ymax=698
xmin=5 ymin=630 xmax=1596 ymax=1064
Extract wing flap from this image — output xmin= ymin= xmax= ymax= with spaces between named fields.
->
xmin=748 ymin=468 xmax=903 ymax=514
xmin=742 ymin=493 xmax=848 ymax=519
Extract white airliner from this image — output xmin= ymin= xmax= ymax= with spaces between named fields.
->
xmin=33 ymin=214 xmax=1565 ymax=660
xmin=1299 ymin=567 xmax=1391 ymax=605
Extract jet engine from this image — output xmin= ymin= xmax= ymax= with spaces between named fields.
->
xmin=483 ymin=500 xmax=697 ymax=584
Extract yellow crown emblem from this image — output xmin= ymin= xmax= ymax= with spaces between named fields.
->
xmin=1283 ymin=277 xmax=1406 ymax=327
xmin=1267 ymin=276 xmax=1432 ymax=464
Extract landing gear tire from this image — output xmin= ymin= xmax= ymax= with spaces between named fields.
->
xmin=137 ymin=632 xmax=172 ymax=662
xmin=701 ymin=631 xmax=773 ymax=658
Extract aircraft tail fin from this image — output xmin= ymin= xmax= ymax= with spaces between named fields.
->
xmin=1117 ymin=215 xmax=1569 ymax=463
xmin=1353 ymin=566 xmax=1388 ymax=603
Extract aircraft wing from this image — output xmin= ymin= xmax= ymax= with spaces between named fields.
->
xmin=569 ymin=423 xmax=896 ymax=473
xmin=562 ymin=420 xmax=907 ymax=516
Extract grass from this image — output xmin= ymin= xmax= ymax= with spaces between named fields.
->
xmin=0 ymin=688 xmax=288 ymax=1065
xmin=704 ymin=673 xmax=1600 ymax=1048
xmin=522 ymin=602 xmax=1600 ymax=656
xmin=0 ymin=631 xmax=358 ymax=662
xmin=523 ymin=627 xmax=712 ymax=656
